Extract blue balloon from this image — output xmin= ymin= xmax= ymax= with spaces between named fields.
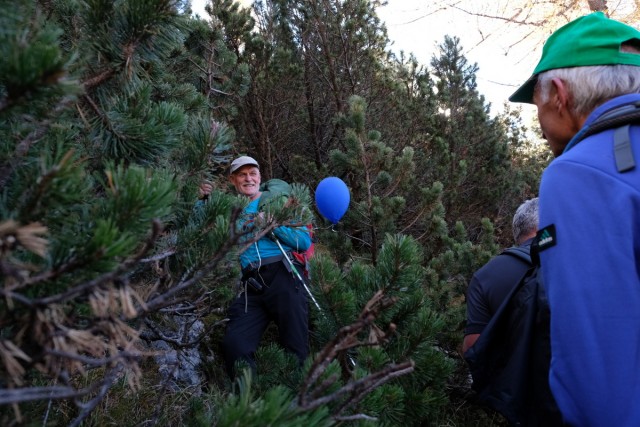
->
xmin=315 ymin=177 xmax=350 ymax=224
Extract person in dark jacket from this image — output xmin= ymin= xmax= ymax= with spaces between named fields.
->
xmin=463 ymin=197 xmax=538 ymax=354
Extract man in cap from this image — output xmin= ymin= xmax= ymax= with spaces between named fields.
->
xmin=510 ymin=12 xmax=640 ymax=426
xmin=220 ymin=155 xmax=312 ymax=377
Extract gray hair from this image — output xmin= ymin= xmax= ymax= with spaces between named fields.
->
xmin=512 ymin=198 xmax=539 ymax=245
xmin=537 ymin=64 xmax=640 ymax=117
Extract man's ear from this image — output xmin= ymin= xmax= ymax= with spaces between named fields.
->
xmin=551 ymin=77 xmax=571 ymax=113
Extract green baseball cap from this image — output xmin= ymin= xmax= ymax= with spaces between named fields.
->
xmin=509 ymin=12 xmax=640 ymax=104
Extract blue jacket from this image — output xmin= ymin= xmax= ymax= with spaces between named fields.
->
xmin=538 ymin=94 xmax=640 ymax=426
xmin=238 ymin=197 xmax=311 ymax=269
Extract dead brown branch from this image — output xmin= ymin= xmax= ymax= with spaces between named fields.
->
xmin=82 ymin=68 xmax=116 ymax=90
xmin=32 ymin=220 xmax=163 ymax=306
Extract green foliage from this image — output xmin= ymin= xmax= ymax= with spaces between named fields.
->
xmin=327 ymin=96 xmax=416 ymax=263
xmin=99 ymin=162 xmax=177 ymax=229
xmin=308 ymin=234 xmax=455 ymax=424
xmin=0 ymin=1 xmax=243 ymax=425
xmin=176 ymin=189 xmax=236 ymax=270
xmin=0 ymin=1 xmax=78 ymax=115
xmin=215 ymin=370 xmax=332 ymax=427
xmin=97 ymin=85 xmax=187 ymax=162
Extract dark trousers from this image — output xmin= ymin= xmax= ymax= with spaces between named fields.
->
xmin=221 ymin=261 xmax=309 ymax=376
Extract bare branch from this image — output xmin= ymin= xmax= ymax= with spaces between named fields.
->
xmin=44 ymin=349 xmax=141 ymax=367
xmin=68 ymin=364 xmax=123 ymax=427
xmin=140 ymin=249 xmax=177 ymax=263
xmin=0 ymin=386 xmax=85 ymax=405
xmin=0 ymin=364 xmax=120 ymax=407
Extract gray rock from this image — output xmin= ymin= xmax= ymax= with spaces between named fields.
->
xmin=149 ymin=315 xmax=205 ymax=393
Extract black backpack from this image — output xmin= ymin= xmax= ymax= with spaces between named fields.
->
xmin=464 ymin=242 xmax=561 ymax=426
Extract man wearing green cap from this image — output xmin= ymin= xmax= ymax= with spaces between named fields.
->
xmin=510 ymin=12 xmax=640 ymax=426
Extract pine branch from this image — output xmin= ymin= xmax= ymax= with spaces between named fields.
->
xmin=0 ymin=96 xmax=75 ymax=189
xmin=44 ymin=349 xmax=141 ymax=368
xmin=142 ymin=209 xmax=244 ymax=313
xmin=295 ymin=289 xmax=413 ymax=420
xmin=21 ymin=149 xmax=76 ymax=222
xmin=0 ymin=386 xmax=86 ymax=405
xmin=31 ymin=220 xmax=162 ymax=306
xmin=299 ymin=290 xmax=404 ymax=401
xmin=332 ymin=361 xmax=415 ymax=417
xmin=301 ymin=291 xmax=389 ymax=399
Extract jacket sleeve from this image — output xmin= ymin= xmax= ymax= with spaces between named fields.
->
xmin=272 ymin=225 xmax=311 ymax=251
xmin=464 ymin=274 xmax=491 ymax=336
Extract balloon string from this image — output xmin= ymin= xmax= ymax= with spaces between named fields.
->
xmin=313 ymin=223 xmax=339 ymax=231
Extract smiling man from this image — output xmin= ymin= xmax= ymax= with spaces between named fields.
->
xmin=510 ymin=12 xmax=640 ymax=427
xmin=228 ymin=156 xmax=262 ymax=200
xmin=221 ymin=155 xmax=312 ymax=377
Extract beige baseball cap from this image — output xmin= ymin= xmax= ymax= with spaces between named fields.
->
xmin=229 ymin=156 xmax=259 ymax=174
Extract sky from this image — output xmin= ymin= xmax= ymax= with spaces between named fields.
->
xmin=375 ymin=2 xmax=541 ymax=117
xmin=189 ymin=1 xmax=636 ymax=119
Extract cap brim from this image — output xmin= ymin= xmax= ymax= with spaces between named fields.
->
xmin=509 ymin=74 xmax=538 ymax=104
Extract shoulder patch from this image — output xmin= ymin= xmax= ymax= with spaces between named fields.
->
xmin=535 ymin=225 xmax=556 ymax=252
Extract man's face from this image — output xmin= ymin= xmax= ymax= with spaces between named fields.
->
xmin=532 ymin=79 xmax=579 ymax=157
xmin=229 ymin=165 xmax=261 ymax=200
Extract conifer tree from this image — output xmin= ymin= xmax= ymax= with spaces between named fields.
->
xmin=425 ymin=36 xmax=532 ymax=234
xmin=0 ymin=1 xmax=430 ymax=424
xmin=327 ymin=95 xmax=415 ymax=264
xmin=306 ymin=96 xmax=489 ymax=424
xmin=228 ymin=0 xmax=393 ymax=182
xmin=0 ymin=1 xmax=248 ymax=423
xmin=307 ymin=233 xmax=455 ymax=424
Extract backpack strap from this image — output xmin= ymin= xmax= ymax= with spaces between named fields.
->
xmin=571 ymin=100 xmax=640 ymax=173
xmin=500 ymin=246 xmax=532 ymax=266
xmin=613 ymin=125 xmax=636 ymax=172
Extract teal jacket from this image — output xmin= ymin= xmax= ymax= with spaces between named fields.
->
xmin=238 ymin=196 xmax=311 ymax=269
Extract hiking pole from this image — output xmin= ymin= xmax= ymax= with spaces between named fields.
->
xmin=271 ymin=232 xmax=357 ymax=368
xmin=271 ymin=232 xmax=322 ymax=312
xmin=271 ymin=231 xmax=356 ymax=367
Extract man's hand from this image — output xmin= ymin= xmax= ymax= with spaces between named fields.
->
xmin=257 ymin=211 xmax=274 ymax=225
xmin=198 ymin=182 xmax=213 ymax=200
